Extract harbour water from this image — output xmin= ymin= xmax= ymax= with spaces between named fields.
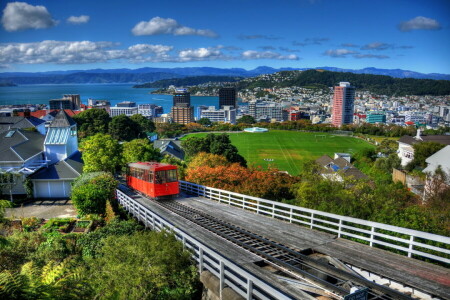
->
xmin=0 ymin=83 xmax=229 ymax=114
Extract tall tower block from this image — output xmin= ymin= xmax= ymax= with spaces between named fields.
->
xmin=331 ymin=82 xmax=355 ymax=127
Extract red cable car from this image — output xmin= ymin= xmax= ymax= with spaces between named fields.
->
xmin=126 ymin=162 xmax=179 ymax=199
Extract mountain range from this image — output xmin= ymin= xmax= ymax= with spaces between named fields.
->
xmin=0 ymin=66 xmax=448 ymax=85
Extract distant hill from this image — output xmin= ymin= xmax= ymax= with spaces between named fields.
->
xmin=0 ymin=66 xmax=448 ymax=84
xmin=236 ymin=69 xmax=450 ymax=96
xmin=133 ymin=76 xmax=244 ymax=88
xmin=0 ymin=81 xmax=17 ymax=87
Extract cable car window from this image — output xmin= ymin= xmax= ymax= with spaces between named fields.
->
xmin=155 ymin=171 xmax=166 ymax=184
xmin=149 ymin=171 xmax=154 ymax=183
xmin=167 ymin=169 xmax=177 ymax=182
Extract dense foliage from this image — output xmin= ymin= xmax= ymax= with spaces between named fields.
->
xmin=72 ymin=108 xmax=111 ymax=138
xmin=71 ymin=172 xmax=118 ymax=216
xmin=185 ymin=156 xmax=299 ymax=200
xmin=405 ymin=142 xmax=445 ymax=171
xmin=133 ymin=75 xmax=243 ymax=88
xmin=181 ymin=133 xmax=247 ymax=166
xmin=0 ymin=218 xmax=200 ymax=299
xmin=80 ymin=133 xmax=123 ymax=173
xmin=236 ymin=69 xmax=450 ymax=96
xmin=122 ymin=139 xmax=161 ymax=164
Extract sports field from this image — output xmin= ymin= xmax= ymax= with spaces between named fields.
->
xmin=182 ymin=130 xmax=374 ymax=175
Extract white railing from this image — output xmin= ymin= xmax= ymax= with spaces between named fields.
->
xmin=116 ymin=189 xmax=294 ymax=300
xmin=179 ymin=181 xmax=450 ymax=265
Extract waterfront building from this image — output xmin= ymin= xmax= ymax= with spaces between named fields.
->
xmin=331 ymin=82 xmax=355 ymax=127
xmin=116 ymin=101 xmax=136 ymax=108
xmin=49 ymin=94 xmax=81 ymax=110
xmin=200 ymin=106 xmax=236 ymax=124
xmin=249 ymin=100 xmax=287 ymax=122
xmin=109 ymin=106 xmax=138 ymax=117
xmin=171 ymin=106 xmax=194 ymax=124
xmin=173 ymin=89 xmax=191 ymax=107
xmin=196 ymin=105 xmax=208 ymax=120
xmin=219 ymin=87 xmax=237 ymax=108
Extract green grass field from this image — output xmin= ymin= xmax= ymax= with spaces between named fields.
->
xmin=182 ymin=130 xmax=375 ymax=175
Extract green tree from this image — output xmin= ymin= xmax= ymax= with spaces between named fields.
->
xmin=88 ymin=231 xmax=199 ymax=299
xmin=80 ymin=134 xmax=123 ymax=173
xmin=197 ymin=117 xmax=212 ymax=127
xmin=73 ymin=108 xmax=111 ymax=138
xmin=237 ymin=115 xmax=256 ymax=124
xmin=71 ymin=184 xmax=108 ymax=215
xmin=122 ymin=139 xmax=161 ymax=164
xmin=130 ymin=114 xmax=156 ymax=137
xmin=108 ymin=115 xmax=140 ymax=141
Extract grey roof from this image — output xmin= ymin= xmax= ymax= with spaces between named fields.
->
xmin=49 ymin=110 xmax=76 ymax=128
xmin=334 ymin=157 xmax=351 ymax=168
xmin=0 ymin=129 xmax=44 ymax=162
xmin=342 ymin=168 xmax=368 ymax=180
xmin=315 ymin=155 xmax=334 ymax=167
xmin=0 ymin=116 xmax=44 ymax=133
xmin=154 ymin=140 xmax=185 ymax=160
xmin=29 ymin=151 xmax=83 ymax=180
xmin=398 ymin=135 xmax=450 ymax=146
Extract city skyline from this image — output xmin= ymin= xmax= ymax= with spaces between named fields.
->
xmin=0 ymin=0 xmax=449 ymax=74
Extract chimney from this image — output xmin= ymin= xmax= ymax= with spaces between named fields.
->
xmin=24 ymin=109 xmax=31 ymax=117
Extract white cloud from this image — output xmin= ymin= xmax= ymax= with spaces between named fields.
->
xmin=241 ymin=50 xmax=298 ymax=60
xmin=131 ymin=17 xmax=217 ymax=37
xmin=1 ymin=2 xmax=57 ymax=32
xmin=323 ymin=49 xmax=357 ymax=57
xmin=0 ymin=41 xmax=174 ymax=65
xmin=67 ymin=15 xmax=90 ymax=25
xmin=398 ymin=16 xmax=441 ymax=32
xmin=178 ymin=47 xmax=225 ymax=61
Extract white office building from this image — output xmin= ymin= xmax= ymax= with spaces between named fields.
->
xmin=109 ymin=106 xmax=138 ymax=117
xmin=200 ymin=106 xmax=236 ymax=124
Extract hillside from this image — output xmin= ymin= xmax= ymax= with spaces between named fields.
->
xmin=133 ymin=76 xmax=244 ymax=88
xmin=236 ymin=70 xmax=450 ymax=96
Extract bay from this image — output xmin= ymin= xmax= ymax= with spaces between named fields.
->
xmin=0 ymin=84 xmax=226 ymax=117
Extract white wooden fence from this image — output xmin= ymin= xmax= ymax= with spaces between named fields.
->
xmin=179 ymin=181 xmax=450 ymax=265
xmin=116 ymin=189 xmax=294 ymax=300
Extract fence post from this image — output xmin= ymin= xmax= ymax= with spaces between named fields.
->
xmin=338 ymin=219 xmax=343 ymax=238
xmin=219 ymin=261 xmax=224 ymax=300
xmin=408 ymin=236 xmax=414 ymax=258
xmin=218 ymin=190 xmax=221 ymax=203
xmin=370 ymin=227 xmax=375 ymax=247
xmin=289 ymin=208 xmax=293 ymax=223
xmin=199 ymin=248 xmax=203 ymax=274
xmin=247 ymin=279 xmax=253 ymax=300
xmin=272 ymin=203 xmax=275 ymax=218
xmin=310 ymin=213 xmax=314 ymax=229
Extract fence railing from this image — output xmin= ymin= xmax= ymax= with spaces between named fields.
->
xmin=116 ymin=189 xmax=294 ymax=300
xmin=179 ymin=181 xmax=450 ymax=265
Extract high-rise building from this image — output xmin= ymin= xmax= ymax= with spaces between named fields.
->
xmin=49 ymin=94 xmax=81 ymax=110
xmin=171 ymin=106 xmax=194 ymax=124
xmin=173 ymin=89 xmax=191 ymax=107
xmin=63 ymin=94 xmax=81 ymax=110
xmin=331 ymin=82 xmax=355 ymax=127
xmin=219 ymin=87 xmax=237 ymax=108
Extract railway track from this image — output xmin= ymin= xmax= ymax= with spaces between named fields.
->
xmin=153 ymin=199 xmax=413 ymax=300
xmin=119 ymin=185 xmax=413 ymax=299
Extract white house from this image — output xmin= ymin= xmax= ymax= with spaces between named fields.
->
xmin=397 ymin=130 xmax=450 ymax=167
xmin=422 ymin=145 xmax=450 ymax=201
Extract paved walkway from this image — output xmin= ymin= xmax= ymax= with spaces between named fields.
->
xmin=6 ymin=199 xmax=77 ymax=219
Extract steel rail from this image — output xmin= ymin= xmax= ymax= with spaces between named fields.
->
xmin=155 ymin=200 xmax=412 ymax=300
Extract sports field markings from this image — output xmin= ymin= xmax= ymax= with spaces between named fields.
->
xmin=275 ymin=135 xmax=300 ymax=175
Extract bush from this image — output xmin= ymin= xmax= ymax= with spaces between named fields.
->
xmin=71 ymin=184 xmax=108 ymax=216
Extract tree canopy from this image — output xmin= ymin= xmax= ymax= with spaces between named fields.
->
xmin=72 ymin=108 xmax=111 ymax=138
xmin=122 ymin=139 xmax=161 ymax=164
xmin=108 ymin=115 xmax=140 ymax=141
xmin=80 ymin=133 xmax=123 ymax=173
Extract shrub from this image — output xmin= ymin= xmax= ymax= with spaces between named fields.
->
xmin=71 ymin=184 xmax=108 ymax=216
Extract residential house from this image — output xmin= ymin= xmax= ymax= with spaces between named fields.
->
xmin=153 ymin=139 xmax=185 ymax=160
xmin=315 ymin=154 xmax=368 ymax=181
xmin=422 ymin=145 xmax=450 ymax=201
xmin=397 ymin=130 xmax=450 ymax=166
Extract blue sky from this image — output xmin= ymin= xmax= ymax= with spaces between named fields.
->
xmin=0 ymin=0 xmax=449 ymax=73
